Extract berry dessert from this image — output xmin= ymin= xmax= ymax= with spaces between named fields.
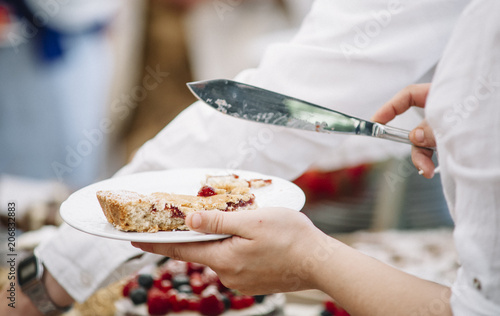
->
xmin=115 ymin=258 xmax=285 ymax=316
xmin=97 ymin=174 xmax=272 ymax=233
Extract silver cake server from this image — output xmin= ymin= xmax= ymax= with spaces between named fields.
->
xmin=187 ymin=79 xmax=420 ymax=147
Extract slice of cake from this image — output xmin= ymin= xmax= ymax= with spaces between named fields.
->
xmin=97 ymin=174 xmax=271 ymax=233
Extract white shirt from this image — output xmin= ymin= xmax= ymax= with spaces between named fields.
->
xmin=36 ymin=0 xmax=471 ymax=303
xmin=426 ymin=0 xmax=500 ymax=314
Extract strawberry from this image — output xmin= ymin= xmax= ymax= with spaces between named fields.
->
xmin=200 ymin=294 xmax=225 ymax=316
xmin=147 ymin=288 xmax=170 ymax=315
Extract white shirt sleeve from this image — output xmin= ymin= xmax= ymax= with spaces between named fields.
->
xmin=425 ymin=0 xmax=500 ymax=314
xmin=38 ymin=0 xmax=471 ymax=302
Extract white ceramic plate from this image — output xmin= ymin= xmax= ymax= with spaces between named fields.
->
xmin=60 ymin=168 xmax=305 ymax=243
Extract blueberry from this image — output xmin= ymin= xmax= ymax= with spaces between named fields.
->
xmin=129 ymin=288 xmax=148 ymax=305
xmin=221 ymin=294 xmax=231 ymax=311
xmin=177 ymin=284 xmax=192 ymax=294
xmin=320 ymin=309 xmax=333 ymax=316
xmin=172 ymin=274 xmax=190 ymax=288
xmin=254 ymin=295 xmax=266 ymax=304
xmin=137 ymin=274 xmax=154 ymax=289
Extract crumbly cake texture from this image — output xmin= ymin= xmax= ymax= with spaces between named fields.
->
xmin=97 ymin=174 xmax=271 ymax=233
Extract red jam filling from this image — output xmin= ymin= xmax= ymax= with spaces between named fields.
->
xmin=151 ymin=205 xmax=185 ymax=219
xmin=197 ymin=185 xmax=217 ymax=197
xmin=224 ymin=195 xmax=255 ymax=212
xmin=168 ymin=205 xmax=185 ymax=219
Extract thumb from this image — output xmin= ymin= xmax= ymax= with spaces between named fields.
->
xmin=410 ymin=121 xmax=436 ymax=149
xmin=186 ymin=211 xmax=245 ymax=236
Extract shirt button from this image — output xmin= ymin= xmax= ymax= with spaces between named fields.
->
xmin=473 ymin=278 xmax=482 ymax=291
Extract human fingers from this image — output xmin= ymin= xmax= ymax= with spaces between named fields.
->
xmin=409 ymin=120 xmax=436 ymax=149
xmin=131 ymin=210 xmax=261 ymax=263
xmin=185 ymin=210 xmax=256 ymax=237
xmin=371 ymin=83 xmax=431 ymax=124
xmin=411 ymin=146 xmax=436 ymax=179
xmin=408 ymin=120 xmax=436 ymax=178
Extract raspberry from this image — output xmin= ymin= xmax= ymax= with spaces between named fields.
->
xmin=240 ymin=295 xmax=255 ymax=308
xmin=230 ymin=295 xmax=245 ymax=310
xmin=200 ymin=294 xmax=225 ymax=316
xmin=160 ymin=270 xmax=173 ymax=281
xmin=324 ymin=300 xmax=351 ymax=316
xmin=231 ymin=295 xmax=254 ymax=309
xmin=122 ymin=278 xmax=139 ymax=297
xmin=188 ymin=262 xmax=206 ymax=275
xmin=168 ymin=290 xmax=189 ymax=312
xmin=147 ymin=288 xmax=170 ymax=315
xmin=190 ymin=273 xmax=207 ymax=294
xmin=188 ymin=298 xmax=201 ymax=311
xmin=216 ymin=279 xmax=228 ymax=292
xmin=154 ymin=279 xmax=173 ymax=293
xmin=201 ymin=267 xmax=219 ymax=284
xmin=325 ymin=300 xmax=337 ymax=314
xmin=337 ymin=309 xmax=351 ymax=316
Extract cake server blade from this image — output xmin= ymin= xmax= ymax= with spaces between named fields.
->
xmin=187 ymin=79 xmax=415 ymax=146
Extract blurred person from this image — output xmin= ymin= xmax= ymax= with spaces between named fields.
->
xmin=0 ymin=1 xmax=474 ymax=315
xmin=134 ymin=1 xmax=500 ymax=314
xmin=0 ymin=1 xmax=120 ymax=220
